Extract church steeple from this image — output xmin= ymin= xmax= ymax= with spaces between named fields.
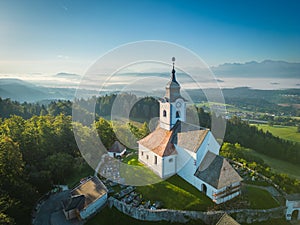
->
xmin=165 ymin=57 xmax=181 ymax=102
xmin=159 ymin=57 xmax=186 ymax=130
xmin=171 ymin=57 xmax=177 ymax=83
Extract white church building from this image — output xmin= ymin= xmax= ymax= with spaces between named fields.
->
xmin=138 ymin=59 xmax=242 ymax=204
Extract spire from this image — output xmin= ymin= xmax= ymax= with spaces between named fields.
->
xmin=171 ymin=57 xmax=176 ymax=82
xmin=165 ymin=57 xmax=180 ymax=102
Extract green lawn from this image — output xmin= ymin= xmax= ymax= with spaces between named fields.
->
xmin=122 ymin=151 xmax=142 ymax=166
xmin=243 ymin=186 xmax=279 ymax=209
xmin=247 ymin=149 xmax=300 ymax=180
xmin=122 ymin=156 xmax=216 ymax=211
xmin=253 ymin=124 xmax=300 ymax=143
xmin=136 ymin=175 xmax=214 ymax=211
xmin=243 ymin=180 xmax=270 ymax=187
xmin=119 ymin=153 xmax=162 ymax=186
xmin=86 ymin=207 xmax=206 ymax=225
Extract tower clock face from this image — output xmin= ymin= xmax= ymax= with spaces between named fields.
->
xmin=176 ymin=101 xmax=182 ymax=108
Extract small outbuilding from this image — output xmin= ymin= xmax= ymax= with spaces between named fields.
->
xmin=62 ymin=176 xmax=108 ymax=220
xmin=62 ymin=195 xmax=85 ymax=220
xmin=286 ymin=193 xmax=300 ymax=221
xmin=108 ymin=141 xmax=126 ymax=158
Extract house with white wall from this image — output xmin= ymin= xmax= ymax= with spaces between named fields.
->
xmin=62 ymin=176 xmax=108 ymax=220
xmin=286 ymin=193 xmax=300 ymax=221
xmin=138 ymin=58 xmax=242 ymax=204
xmin=108 ymin=141 xmax=126 ymax=158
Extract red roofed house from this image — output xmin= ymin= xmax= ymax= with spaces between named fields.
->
xmin=138 ymin=59 xmax=242 ymax=204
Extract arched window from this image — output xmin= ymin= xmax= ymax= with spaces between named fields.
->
xmin=201 ymin=184 xmax=207 ymax=194
xmin=176 ymin=111 xmax=180 ymax=118
xmin=163 ymin=110 xmax=167 ymax=117
xmin=292 ymin=210 xmax=299 ymax=220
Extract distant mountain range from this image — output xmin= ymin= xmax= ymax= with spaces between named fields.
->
xmin=53 ymin=60 xmax=300 ymax=79
xmin=211 ymin=60 xmax=300 ymax=78
xmin=0 ymin=78 xmax=299 ymax=103
xmin=0 ymin=78 xmax=95 ymax=102
xmin=54 ymin=72 xmax=82 ymax=78
xmin=0 ymin=60 xmax=299 ymax=102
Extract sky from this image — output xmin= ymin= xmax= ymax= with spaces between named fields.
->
xmin=0 ymin=0 xmax=300 ymax=75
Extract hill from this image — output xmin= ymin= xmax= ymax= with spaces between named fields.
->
xmin=0 ymin=78 xmax=93 ymax=102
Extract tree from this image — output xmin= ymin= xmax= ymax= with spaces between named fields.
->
xmin=52 ymin=114 xmax=78 ymax=156
xmin=0 ymin=136 xmax=24 ymax=188
xmin=0 ymin=136 xmax=37 ymax=225
xmin=0 ymin=195 xmax=14 ymax=225
xmin=45 ymin=152 xmax=74 ymax=183
xmin=95 ymin=117 xmax=116 ymax=149
xmin=139 ymin=122 xmax=150 ymax=139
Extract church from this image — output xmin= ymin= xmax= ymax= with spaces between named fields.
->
xmin=138 ymin=58 xmax=242 ymax=204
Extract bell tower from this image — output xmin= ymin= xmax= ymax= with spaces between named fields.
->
xmin=159 ymin=57 xmax=186 ymax=130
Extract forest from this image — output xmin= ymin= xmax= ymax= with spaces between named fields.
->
xmin=0 ymin=94 xmax=299 ymax=224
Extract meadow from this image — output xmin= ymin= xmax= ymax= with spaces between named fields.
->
xmin=253 ymin=124 xmax=300 ymax=143
xmin=247 ymin=149 xmax=300 ymax=180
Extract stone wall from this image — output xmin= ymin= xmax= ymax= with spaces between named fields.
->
xmin=108 ymin=197 xmax=286 ymax=224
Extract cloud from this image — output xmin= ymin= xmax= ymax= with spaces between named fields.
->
xmin=57 ymin=55 xmax=70 ymax=60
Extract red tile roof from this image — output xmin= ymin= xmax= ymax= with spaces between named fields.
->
xmin=138 ymin=121 xmax=209 ymax=157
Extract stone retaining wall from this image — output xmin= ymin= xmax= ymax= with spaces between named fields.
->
xmin=108 ymin=197 xmax=286 ymax=224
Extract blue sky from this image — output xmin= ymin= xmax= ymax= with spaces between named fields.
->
xmin=0 ymin=0 xmax=299 ymax=75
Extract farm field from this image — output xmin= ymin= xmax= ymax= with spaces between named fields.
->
xmin=252 ymin=124 xmax=300 ymax=143
xmin=247 ymin=149 xmax=300 ymax=180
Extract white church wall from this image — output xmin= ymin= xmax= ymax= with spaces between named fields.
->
xmin=177 ymin=172 xmax=218 ymax=203
xmin=195 ymin=132 xmax=220 ymax=167
xmin=177 ymin=157 xmax=198 ymax=187
xmin=139 ymin=144 xmax=163 ymax=178
xmin=170 ymin=99 xmax=186 ymax=126
xmin=162 ymin=155 xmax=177 ymax=178
xmin=214 ymin=191 xmax=241 ymax=204
xmin=203 ymin=181 xmax=216 ymax=201
xmin=210 ymin=181 xmax=241 ymax=204
xmin=176 ymin=145 xmax=195 ymax=173
xmin=207 ymin=132 xmax=220 ymax=155
xmin=159 ymin=102 xmax=171 ymax=130
xmin=138 ymin=144 xmax=149 ymax=163
xmin=195 ymin=135 xmax=209 ymax=166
